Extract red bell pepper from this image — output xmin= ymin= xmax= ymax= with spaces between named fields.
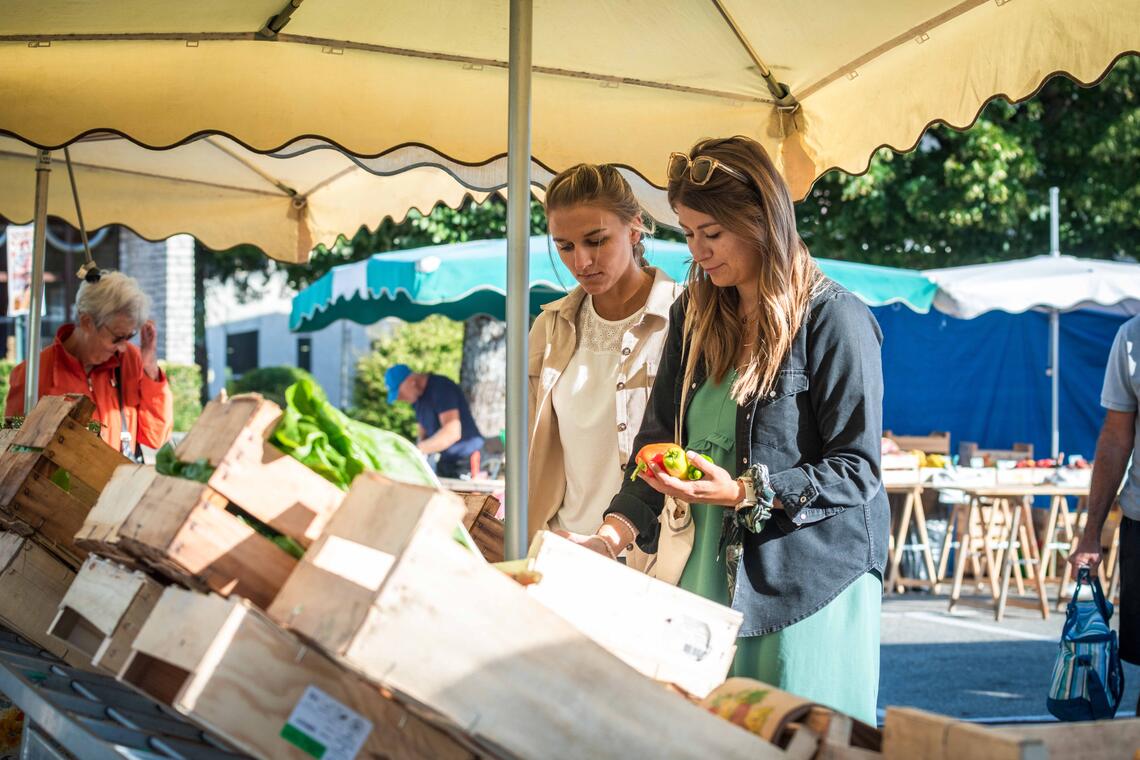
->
xmin=630 ymin=443 xmax=712 ymax=482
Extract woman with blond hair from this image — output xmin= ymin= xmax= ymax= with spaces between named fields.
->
xmin=562 ymin=137 xmax=888 ymax=722
xmin=527 ymin=163 xmax=683 ymax=542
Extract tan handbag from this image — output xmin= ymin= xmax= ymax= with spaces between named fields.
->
xmin=625 ymin=366 xmax=697 ymax=585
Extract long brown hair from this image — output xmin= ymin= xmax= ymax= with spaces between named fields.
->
xmin=667 ymin=136 xmax=822 ymax=404
xmin=544 ymin=163 xmax=652 ymax=266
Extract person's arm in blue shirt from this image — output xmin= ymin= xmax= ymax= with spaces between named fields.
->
xmin=418 ymin=409 xmax=462 ymax=455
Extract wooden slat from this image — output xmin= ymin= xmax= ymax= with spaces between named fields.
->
xmin=117 ymin=473 xmax=296 ymax=610
xmin=75 ymin=464 xmax=155 ymax=551
xmin=883 ymin=708 xmax=1046 ymax=760
xmin=175 ymin=394 xmax=280 ymax=466
xmin=0 ymin=448 xmax=40 ymax=506
xmin=0 ymin=531 xmax=89 ymax=667
xmin=43 ymin=416 xmax=129 ymax=493
xmin=10 ymin=395 xmax=93 ymax=448
xmin=459 ymin=492 xmax=504 ymax=563
xmin=526 ymin=531 xmax=742 ymax=698
xmin=273 ymin=474 xmax=780 ymax=760
xmin=174 ymin=393 xmax=343 ymax=545
xmin=49 ymin=556 xmax=164 ymax=674
xmin=125 ymin=588 xmax=481 ymax=760
xmin=1006 ymin=718 xmax=1140 ymax=759
xmin=8 ymin=459 xmax=89 ymax=567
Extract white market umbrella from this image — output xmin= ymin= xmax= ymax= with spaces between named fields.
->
xmin=926 ymin=192 xmax=1140 ymax=457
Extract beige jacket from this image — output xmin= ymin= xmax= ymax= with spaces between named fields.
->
xmin=527 ymin=267 xmax=684 ymax=539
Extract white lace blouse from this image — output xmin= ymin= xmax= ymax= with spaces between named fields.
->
xmin=550 ymin=296 xmax=648 ymax=535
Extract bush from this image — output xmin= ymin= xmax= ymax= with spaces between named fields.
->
xmin=227 ymin=366 xmax=316 ymax=409
xmin=161 ymin=362 xmax=203 ymax=433
xmin=352 ymin=316 xmax=463 ymax=440
xmin=0 ymin=360 xmax=12 ymax=411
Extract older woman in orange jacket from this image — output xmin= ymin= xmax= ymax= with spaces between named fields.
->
xmin=5 ymin=270 xmax=173 ymax=455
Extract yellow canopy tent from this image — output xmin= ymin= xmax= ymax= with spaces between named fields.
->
xmin=0 ymin=0 xmax=1136 ymax=556
xmin=1 ymin=0 xmax=1135 ymax=196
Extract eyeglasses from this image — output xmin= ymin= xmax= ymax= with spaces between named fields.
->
xmin=101 ymin=324 xmax=137 ymax=345
xmin=667 ymin=152 xmax=749 ymax=186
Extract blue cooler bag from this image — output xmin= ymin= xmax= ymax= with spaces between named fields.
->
xmin=1047 ymin=567 xmax=1125 ymax=720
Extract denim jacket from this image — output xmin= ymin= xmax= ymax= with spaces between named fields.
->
xmin=606 ymin=280 xmax=890 ymax=636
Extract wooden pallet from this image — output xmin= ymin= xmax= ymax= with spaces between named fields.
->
xmin=268 ymin=473 xmax=781 ymax=760
xmin=48 ymin=555 xmax=164 ymax=674
xmin=174 ymin=393 xmax=344 ymax=547
xmin=121 ymin=586 xmax=484 ymax=760
xmin=0 ymin=395 xmax=129 ymax=567
xmin=75 ymin=465 xmax=296 ymax=609
xmin=0 ymin=530 xmax=90 ymax=667
xmin=458 ymin=491 xmax=504 ymax=563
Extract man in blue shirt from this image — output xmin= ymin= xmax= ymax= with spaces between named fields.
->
xmin=385 ymin=364 xmax=484 ymax=478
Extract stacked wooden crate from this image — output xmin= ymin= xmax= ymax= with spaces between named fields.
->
xmin=75 ymin=393 xmax=343 ymax=609
xmin=0 ymin=394 xmax=130 ymax=661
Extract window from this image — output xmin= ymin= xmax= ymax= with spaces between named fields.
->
xmin=226 ymin=330 xmax=259 ymax=378
xmin=297 ymin=337 xmax=312 ymax=372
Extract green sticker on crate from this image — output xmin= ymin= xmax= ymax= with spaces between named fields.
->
xmin=281 ymin=723 xmax=326 ymax=758
xmin=281 ymin=685 xmax=372 ymax=760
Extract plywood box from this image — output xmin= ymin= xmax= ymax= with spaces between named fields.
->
xmin=76 ymin=465 xmax=295 ymax=609
xmin=0 ymin=530 xmax=90 ymax=667
xmin=174 ymin=394 xmax=344 ymax=547
xmin=525 ymin=530 xmax=742 ymax=698
xmin=0 ymin=395 xmax=129 ymax=567
xmin=269 ymin=473 xmax=780 ymax=760
xmin=49 ymin=555 xmax=163 ymax=674
xmin=121 ymin=587 xmax=481 ymax=760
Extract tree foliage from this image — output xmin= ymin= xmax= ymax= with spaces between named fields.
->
xmin=796 ymin=56 xmax=1140 ymax=268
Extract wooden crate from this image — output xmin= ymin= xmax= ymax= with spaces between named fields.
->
xmin=174 ymin=393 xmax=344 ymax=547
xmin=0 ymin=395 xmax=130 ymax=567
xmin=268 ymin=473 xmax=781 ymax=760
xmin=458 ymin=491 xmax=504 ymax=563
xmin=121 ymin=586 xmax=483 ymax=760
xmin=0 ymin=530 xmax=90 ymax=667
xmin=882 ymin=708 xmax=1045 ymax=760
xmin=958 ymin=441 xmax=1034 ymax=465
xmin=525 ymin=530 xmax=742 ymax=698
xmin=75 ymin=465 xmax=296 ymax=610
xmin=48 ymin=555 xmax=163 ymax=674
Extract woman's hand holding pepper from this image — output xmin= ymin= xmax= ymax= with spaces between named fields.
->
xmin=639 ymin=451 xmax=744 ymax=507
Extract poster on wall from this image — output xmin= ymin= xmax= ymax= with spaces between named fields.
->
xmin=5 ymin=224 xmax=34 ymax=316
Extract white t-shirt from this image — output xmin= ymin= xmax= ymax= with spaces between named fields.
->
xmin=550 ymin=297 xmax=647 ymax=535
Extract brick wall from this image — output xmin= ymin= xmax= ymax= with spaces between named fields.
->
xmin=117 ymin=230 xmax=195 ymax=364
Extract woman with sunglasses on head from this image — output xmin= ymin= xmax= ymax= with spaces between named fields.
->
xmin=527 ymin=164 xmax=683 ymax=545
xmin=5 ymin=270 xmax=173 ymax=457
xmin=561 ymin=137 xmax=888 ymax=723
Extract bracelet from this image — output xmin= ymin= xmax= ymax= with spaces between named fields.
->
xmin=588 ymin=534 xmax=618 ymax=560
xmin=605 ymin=513 xmax=638 ymax=548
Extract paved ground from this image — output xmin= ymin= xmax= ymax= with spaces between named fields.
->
xmin=878 ymin=590 xmax=1139 ymax=724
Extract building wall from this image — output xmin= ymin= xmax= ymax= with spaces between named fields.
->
xmin=204 ymin=271 xmax=373 ymax=409
xmin=117 ymin=230 xmax=195 ymax=364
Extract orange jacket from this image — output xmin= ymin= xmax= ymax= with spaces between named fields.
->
xmin=5 ymin=325 xmax=174 ymax=452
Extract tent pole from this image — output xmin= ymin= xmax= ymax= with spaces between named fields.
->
xmin=504 ymin=0 xmax=532 ymax=560
xmin=24 ymin=150 xmax=52 ymax=415
xmin=1049 ymin=186 xmax=1060 ymax=460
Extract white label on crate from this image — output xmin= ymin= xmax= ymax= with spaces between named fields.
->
xmin=281 ymin=685 xmax=372 ymax=759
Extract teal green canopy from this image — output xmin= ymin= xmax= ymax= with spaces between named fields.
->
xmin=291 ymin=236 xmax=935 ymax=331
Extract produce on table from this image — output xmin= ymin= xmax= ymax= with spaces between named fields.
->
xmin=630 ymin=443 xmax=712 ymax=482
xmin=271 ymin=378 xmax=437 ymax=489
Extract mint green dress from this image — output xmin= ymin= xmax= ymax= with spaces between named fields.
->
xmin=678 ymin=372 xmax=881 ymax=725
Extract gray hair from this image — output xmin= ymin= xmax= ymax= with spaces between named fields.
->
xmin=75 ymin=271 xmax=151 ymax=328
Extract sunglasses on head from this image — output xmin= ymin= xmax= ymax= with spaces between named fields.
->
xmin=667 ymin=152 xmax=749 ymax=186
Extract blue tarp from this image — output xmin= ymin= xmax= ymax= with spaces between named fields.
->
xmin=874 ymin=304 xmax=1130 ymax=461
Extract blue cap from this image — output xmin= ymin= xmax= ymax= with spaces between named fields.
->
xmin=385 ymin=364 xmax=412 ymax=404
